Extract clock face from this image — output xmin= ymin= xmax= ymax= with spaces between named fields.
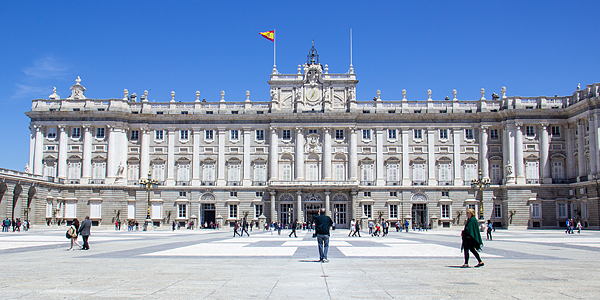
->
xmin=306 ymin=88 xmax=321 ymax=102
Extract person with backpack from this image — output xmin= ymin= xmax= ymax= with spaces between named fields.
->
xmin=67 ymin=218 xmax=83 ymax=250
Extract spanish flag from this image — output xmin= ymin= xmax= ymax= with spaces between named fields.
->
xmin=260 ymin=30 xmax=274 ymax=42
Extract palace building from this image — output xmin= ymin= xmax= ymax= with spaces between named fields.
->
xmin=1 ymin=45 xmax=599 ymax=230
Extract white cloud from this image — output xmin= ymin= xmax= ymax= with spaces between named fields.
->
xmin=12 ymin=84 xmax=50 ymax=100
xmin=22 ymin=55 xmax=68 ymax=79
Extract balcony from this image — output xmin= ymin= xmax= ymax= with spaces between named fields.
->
xmin=360 ymin=181 xmax=375 ymax=186
xmin=67 ymin=179 xmax=80 ymax=184
xmin=201 ymin=181 xmax=215 ymax=186
xmin=490 ymin=179 xmax=502 ymax=185
xmin=552 ymin=178 xmax=570 ymax=184
xmin=227 ymin=181 xmax=241 ymax=186
xmin=176 ymin=181 xmax=190 ymax=186
xmin=386 ymin=181 xmax=400 ymax=186
xmin=412 ymin=180 xmax=427 ymax=186
xmin=269 ymin=180 xmax=359 ymax=187
xmin=526 ymin=179 xmax=540 ymax=184
xmin=128 ymin=180 xmax=139 ymax=186
xmin=253 ymin=181 xmax=267 ymax=186
xmin=438 ymin=180 xmax=453 ymax=186
xmin=579 ymin=175 xmax=589 ymax=182
xmin=90 ymin=179 xmax=105 ymax=184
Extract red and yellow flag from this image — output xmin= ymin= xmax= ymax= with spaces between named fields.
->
xmin=259 ymin=30 xmax=274 ymax=42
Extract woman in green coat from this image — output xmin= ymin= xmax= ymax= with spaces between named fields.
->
xmin=461 ymin=209 xmax=484 ymax=268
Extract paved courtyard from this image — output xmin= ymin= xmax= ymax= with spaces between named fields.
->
xmin=1 ymin=227 xmax=599 ymax=299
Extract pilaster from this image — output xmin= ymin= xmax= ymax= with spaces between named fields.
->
xmin=192 ymin=129 xmax=201 ymax=186
xmin=453 ymin=127 xmax=463 ymax=186
xmin=269 ymin=127 xmax=279 ymax=180
xmin=323 ymin=127 xmax=332 ymax=180
xmin=427 ymin=128 xmax=436 ymax=186
xmin=588 ymin=116 xmax=597 ymax=177
xmin=57 ymin=125 xmax=67 ymax=179
xmin=349 ymin=127 xmax=358 ymax=180
xmin=140 ymin=128 xmax=150 ymax=180
xmin=376 ymin=127 xmax=385 ymax=186
xmin=295 ymin=127 xmax=305 ymax=180
xmin=166 ymin=129 xmax=175 ymax=186
xmin=217 ymin=128 xmax=226 ymax=186
xmin=480 ymin=126 xmax=489 ymax=179
xmin=577 ymin=120 xmax=586 ymax=180
xmin=402 ymin=129 xmax=410 ymax=186
xmin=81 ymin=125 xmax=92 ymax=184
xmin=515 ymin=123 xmax=525 ymax=184
xmin=540 ymin=123 xmax=551 ymax=183
xmin=270 ymin=191 xmax=277 ymax=222
xmin=243 ymin=128 xmax=252 ymax=186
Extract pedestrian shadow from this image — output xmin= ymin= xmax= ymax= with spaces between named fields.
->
xmin=298 ymin=260 xmax=322 ymax=263
xmin=446 ymin=265 xmax=469 ymax=268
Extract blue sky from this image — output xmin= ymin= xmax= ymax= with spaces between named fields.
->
xmin=1 ymin=1 xmax=598 ymax=171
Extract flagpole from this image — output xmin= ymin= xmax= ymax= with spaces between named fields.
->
xmin=273 ymin=29 xmax=276 ymax=72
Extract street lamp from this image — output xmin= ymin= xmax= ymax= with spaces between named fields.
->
xmin=471 ymin=169 xmax=491 ymax=220
xmin=140 ymin=171 xmax=160 ymax=231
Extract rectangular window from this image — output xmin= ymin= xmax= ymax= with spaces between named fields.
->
xmin=334 ymin=203 xmax=347 ymax=225
xmin=280 ymin=203 xmax=294 ymax=224
xmin=335 ymin=129 xmax=344 ymax=140
xmin=494 ymin=204 xmax=502 ymax=218
xmin=464 ymin=163 xmax=477 ymax=182
xmin=47 ymin=127 xmax=57 ymax=139
xmin=465 ymin=129 xmax=474 ymax=140
xmin=526 ymin=126 xmax=535 ymax=137
xmin=72 ymin=128 xmax=81 ymax=139
xmin=282 ymin=164 xmax=292 ymax=181
xmin=254 ymin=164 xmax=266 ymax=183
xmin=490 ymin=129 xmax=499 ymax=140
xmin=179 ymin=191 xmax=187 ymax=197
xmin=526 ymin=161 xmax=539 ymax=181
xmin=177 ymin=164 xmax=190 ymax=182
xmin=155 ymin=130 xmax=164 ymax=140
xmin=531 ymin=203 xmax=541 ymax=218
xmin=228 ymin=164 xmax=240 ymax=182
xmin=152 ymin=164 xmax=165 ymax=182
xmin=127 ymin=203 xmax=135 ymax=219
xmin=180 ymin=130 xmax=189 ymax=140
xmin=441 ymin=204 xmax=450 ymax=219
xmin=256 ymin=191 xmax=263 ymax=197
xmin=390 ymin=191 xmax=397 ymax=197
xmin=388 ymin=129 xmax=397 ymax=140
xmin=552 ymin=161 xmax=564 ymax=179
xmin=490 ymin=164 xmax=502 ymax=183
xmin=362 ymin=129 xmax=371 ymax=140
xmin=308 ymin=164 xmax=319 ymax=181
xmin=230 ymin=191 xmax=238 ymax=197
xmin=203 ymin=164 xmax=215 ymax=182
xmin=151 ymin=203 xmax=162 ymax=219
xmin=413 ymin=163 xmax=425 ymax=182
xmin=178 ymin=204 xmax=187 ymax=218
xmin=557 ymin=203 xmax=566 ymax=218
xmin=130 ymin=130 xmax=139 ymax=141
xmin=414 ymin=129 xmax=422 ymax=140
xmin=96 ymin=127 xmax=105 ymax=139
xmin=65 ymin=202 xmax=76 ymax=218
xmin=92 ymin=162 xmax=106 ymax=179
xmin=389 ymin=204 xmax=398 ymax=219
xmin=363 ymin=204 xmax=372 ymax=218
xmin=255 ymin=204 xmax=264 ymax=218
xmin=229 ymin=204 xmax=238 ymax=219
xmin=361 ymin=164 xmax=373 ymax=183
xmin=551 ymin=126 xmax=560 ymax=137
xmin=441 ymin=191 xmax=449 ymax=197
xmin=230 ymin=130 xmax=239 ymax=140
xmin=90 ymin=202 xmax=101 ymax=219
xmin=334 ymin=164 xmax=345 ymax=180
xmin=387 ymin=164 xmax=399 ymax=183
xmin=308 ymin=129 xmax=318 ymax=135
xmin=439 ymin=129 xmax=448 ymax=140
xmin=438 ymin=163 xmax=451 ymax=183
xmin=205 ymin=130 xmax=214 ymax=140
xmin=68 ymin=162 xmax=81 ymax=180
xmin=282 ymin=129 xmax=291 ymax=140
xmin=46 ymin=201 xmax=53 ymax=218
xmin=256 ymin=130 xmax=265 ymax=141
xmin=363 ymin=191 xmax=371 ymax=197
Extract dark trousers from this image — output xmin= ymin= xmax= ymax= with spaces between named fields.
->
xmin=352 ymin=229 xmax=361 ymax=237
xmin=463 ymin=239 xmax=481 ymax=265
xmin=486 ymin=229 xmax=492 ymax=241
xmin=289 ymin=229 xmax=296 ymax=237
xmin=82 ymin=235 xmax=89 ymax=250
xmin=241 ymin=228 xmax=249 ymax=236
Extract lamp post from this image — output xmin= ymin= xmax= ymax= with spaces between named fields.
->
xmin=140 ymin=171 xmax=159 ymax=231
xmin=470 ymin=169 xmax=491 ymax=220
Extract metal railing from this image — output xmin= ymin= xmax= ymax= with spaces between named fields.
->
xmin=227 ymin=181 xmax=241 ymax=186
xmin=360 ymin=181 xmax=375 ymax=186
xmin=201 ymin=181 xmax=215 ymax=186
xmin=526 ymin=179 xmax=540 ymax=184
xmin=412 ymin=180 xmax=427 ymax=186
xmin=176 ymin=181 xmax=190 ymax=186
xmin=386 ymin=181 xmax=400 ymax=186
xmin=253 ymin=181 xmax=267 ymax=186
xmin=438 ymin=180 xmax=453 ymax=186
xmin=90 ymin=179 xmax=105 ymax=184
xmin=127 ymin=180 xmax=139 ymax=186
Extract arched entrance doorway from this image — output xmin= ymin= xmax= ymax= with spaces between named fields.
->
xmin=411 ymin=193 xmax=428 ymax=229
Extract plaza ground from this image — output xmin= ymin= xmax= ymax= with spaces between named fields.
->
xmin=1 ymin=226 xmax=599 ymax=299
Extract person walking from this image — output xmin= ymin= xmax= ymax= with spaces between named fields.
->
xmin=313 ymin=208 xmax=333 ymax=263
xmin=68 ymin=218 xmax=83 ymax=250
xmin=368 ymin=220 xmax=374 ymax=235
xmin=289 ymin=220 xmax=298 ymax=238
xmin=353 ymin=221 xmax=361 ymax=237
xmin=172 ymin=221 xmax=176 ymax=231
xmin=382 ymin=219 xmax=388 ymax=237
xmin=486 ymin=220 xmax=493 ymax=241
xmin=241 ymin=218 xmax=250 ymax=237
xmin=404 ymin=220 xmax=409 ymax=233
xmin=78 ymin=216 xmax=92 ymax=250
xmin=577 ymin=221 xmax=582 ymax=234
xmin=461 ymin=209 xmax=484 ymax=268
xmin=348 ymin=219 xmax=356 ymax=237
xmin=233 ymin=221 xmax=241 ymax=237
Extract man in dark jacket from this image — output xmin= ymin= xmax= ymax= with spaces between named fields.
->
xmin=312 ymin=208 xmax=333 ymax=262
xmin=78 ymin=216 xmax=92 ymax=250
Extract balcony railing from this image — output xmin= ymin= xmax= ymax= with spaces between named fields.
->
xmin=360 ymin=180 xmax=375 ymax=186
xmin=552 ymin=178 xmax=570 ymax=184
xmin=227 ymin=181 xmax=241 ymax=186
xmin=526 ymin=179 xmax=539 ymax=184
xmin=67 ymin=179 xmax=80 ymax=184
xmin=176 ymin=181 xmax=190 ymax=186
xmin=253 ymin=181 xmax=267 ymax=186
xmin=579 ymin=175 xmax=589 ymax=182
xmin=490 ymin=179 xmax=502 ymax=185
xmin=90 ymin=179 xmax=105 ymax=184
xmin=386 ymin=181 xmax=400 ymax=186
xmin=269 ymin=180 xmax=359 ymax=187
xmin=438 ymin=180 xmax=453 ymax=186
xmin=412 ymin=180 xmax=427 ymax=186
xmin=201 ymin=181 xmax=215 ymax=186
xmin=128 ymin=180 xmax=139 ymax=186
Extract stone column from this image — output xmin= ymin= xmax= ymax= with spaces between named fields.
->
xmin=351 ymin=190 xmax=358 ymax=221
xmin=540 ymin=123 xmax=551 ymax=183
xmin=295 ymin=127 xmax=304 ymax=180
xmin=480 ymin=126 xmax=489 ymax=179
xmin=107 ymin=126 xmax=117 ymax=184
xmin=376 ymin=128 xmax=385 ymax=186
xmin=515 ymin=123 xmax=525 ymax=184
xmin=166 ymin=129 xmax=175 ymax=186
xmin=349 ymin=127 xmax=358 ymax=180
xmin=324 ymin=190 xmax=331 ymax=216
xmin=119 ymin=127 xmax=128 ymax=184
xmin=269 ymin=127 xmax=279 ymax=180
xmin=453 ymin=127 xmax=463 ymax=186
xmin=296 ymin=190 xmax=303 ymax=223
xmin=588 ymin=116 xmax=598 ymax=177
xmin=595 ymin=115 xmax=600 ymax=175
xmin=192 ymin=129 xmax=201 ymax=186
xmin=57 ymin=125 xmax=67 ymax=180
xmin=402 ymin=129 xmax=410 ymax=186
xmin=323 ymin=127 xmax=332 ymax=180
xmin=506 ymin=124 xmax=516 ymax=184
xmin=565 ymin=124 xmax=575 ymax=179
xmin=427 ymin=128 xmax=436 ymax=186
xmin=81 ymin=125 xmax=92 ymax=184
xmin=33 ymin=125 xmax=44 ymax=176
xmin=217 ymin=128 xmax=226 ymax=186
xmin=270 ymin=191 xmax=277 ymax=222
xmin=577 ymin=120 xmax=586 ymax=180
xmin=140 ymin=128 xmax=150 ymax=179
xmin=28 ymin=126 xmax=35 ymax=173
xmin=243 ymin=128 xmax=252 ymax=186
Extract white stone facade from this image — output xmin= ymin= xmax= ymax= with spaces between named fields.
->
xmin=11 ymin=46 xmax=600 ymax=230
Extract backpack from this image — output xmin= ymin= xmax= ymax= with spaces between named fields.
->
xmin=66 ymin=226 xmax=76 ymax=239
